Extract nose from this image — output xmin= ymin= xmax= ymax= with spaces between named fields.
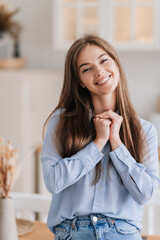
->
xmin=95 ymin=66 xmax=105 ymax=77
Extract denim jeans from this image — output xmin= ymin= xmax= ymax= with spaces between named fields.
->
xmin=53 ymin=214 xmax=142 ymax=240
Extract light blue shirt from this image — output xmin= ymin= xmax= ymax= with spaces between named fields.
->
xmin=41 ymin=109 xmax=160 ymax=233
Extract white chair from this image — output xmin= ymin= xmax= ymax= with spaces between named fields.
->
xmin=142 ymin=188 xmax=160 ymax=235
xmin=10 ymin=192 xmax=51 ymax=222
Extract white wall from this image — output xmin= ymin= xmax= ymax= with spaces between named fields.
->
xmin=0 ymin=70 xmax=63 ymax=193
xmin=7 ymin=0 xmax=160 ymax=120
xmin=119 ymin=52 xmax=160 ymax=119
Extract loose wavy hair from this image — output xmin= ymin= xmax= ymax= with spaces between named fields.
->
xmin=43 ymin=35 xmax=147 ymax=184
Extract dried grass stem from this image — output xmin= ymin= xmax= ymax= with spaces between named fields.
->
xmin=0 ymin=138 xmax=19 ymax=198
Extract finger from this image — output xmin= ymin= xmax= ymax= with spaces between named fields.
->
xmin=95 ymin=110 xmax=116 ymax=118
xmin=94 ymin=117 xmax=112 ymax=125
xmin=95 ymin=110 xmax=123 ymax=123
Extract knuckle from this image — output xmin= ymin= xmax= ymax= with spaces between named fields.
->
xmin=120 ymin=116 xmax=123 ymax=121
xmin=117 ymin=115 xmax=123 ymax=121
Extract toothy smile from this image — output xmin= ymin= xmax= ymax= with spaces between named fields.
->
xmin=96 ymin=74 xmax=111 ymax=85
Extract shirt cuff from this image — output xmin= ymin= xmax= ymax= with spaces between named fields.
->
xmin=76 ymin=141 xmax=104 ymax=172
xmin=109 ymin=144 xmax=136 ymax=170
xmin=109 ymin=144 xmax=149 ymax=195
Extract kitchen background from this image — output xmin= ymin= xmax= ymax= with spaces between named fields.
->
xmin=0 ymin=0 xmax=160 ymax=233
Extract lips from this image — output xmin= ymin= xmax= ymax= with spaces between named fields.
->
xmin=95 ymin=74 xmax=112 ymax=85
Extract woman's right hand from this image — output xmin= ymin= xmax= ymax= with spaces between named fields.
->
xmin=93 ymin=117 xmax=112 ymax=151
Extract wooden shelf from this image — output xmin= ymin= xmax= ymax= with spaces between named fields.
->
xmin=0 ymin=58 xmax=27 ymax=70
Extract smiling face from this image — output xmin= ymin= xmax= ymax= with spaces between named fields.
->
xmin=77 ymin=44 xmax=120 ymax=99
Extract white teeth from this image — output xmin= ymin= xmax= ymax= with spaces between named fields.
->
xmin=97 ymin=75 xmax=110 ymax=85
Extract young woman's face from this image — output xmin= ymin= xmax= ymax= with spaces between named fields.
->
xmin=77 ymin=44 xmax=120 ymax=97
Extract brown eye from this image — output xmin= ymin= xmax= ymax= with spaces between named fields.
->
xmin=101 ymin=59 xmax=108 ymax=64
xmin=83 ymin=67 xmax=92 ymax=73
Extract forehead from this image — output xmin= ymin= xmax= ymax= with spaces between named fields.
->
xmin=77 ymin=44 xmax=109 ymax=65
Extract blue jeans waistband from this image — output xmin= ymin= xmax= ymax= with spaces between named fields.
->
xmin=62 ymin=214 xmax=115 ymax=227
xmin=54 ymin=214 xmax=142 ymax=239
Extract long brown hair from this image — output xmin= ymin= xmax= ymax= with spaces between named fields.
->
xmin=43 ymin=35 xmax=147 ymax=184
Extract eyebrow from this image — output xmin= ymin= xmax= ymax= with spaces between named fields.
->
xmin=79 ymin=54 xmax=107 ymax=69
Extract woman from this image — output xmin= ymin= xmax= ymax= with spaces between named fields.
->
xmin=41 ymin=35 xmax=160 ymax=240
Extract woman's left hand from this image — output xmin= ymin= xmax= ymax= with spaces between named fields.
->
xmin=95 ymin=110 xmax=123 ymax=151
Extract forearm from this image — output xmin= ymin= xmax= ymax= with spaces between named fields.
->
xmin=41 ymin=141 xmax=103 ymax=194
xmin=109 ymin=144 xmax=160 ymax=204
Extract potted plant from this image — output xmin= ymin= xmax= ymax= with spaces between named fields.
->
xmin=0 ymin=138 xmax=19 ymax=240
xmin=0 ymin=2 xmax=21 ymax=58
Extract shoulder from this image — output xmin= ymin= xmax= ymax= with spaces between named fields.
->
xmin=49 ymin=108 xmax=64 ymax=121
xmin=50 ymin=108 xmax=64 ymax=118
xmin=46 ymin=108 xmax=64 ymax=132
xmin=43 ymin=108 xmax=64 ymax=140
xmin=139 ymin=117 xmax=158 ymax=140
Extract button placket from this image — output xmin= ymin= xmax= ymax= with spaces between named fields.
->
xmin=92 ymin=161 xmax=106 ymax=212
xmin=92 ymin=180 xmax=105 ymax=211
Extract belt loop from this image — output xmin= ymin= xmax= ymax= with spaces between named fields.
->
xmin=71 ymin=216 xmax=77 ymax=231
xmin=107 ymin=216 xmax=114 ymax=227
xmin=89 ymin=214 xmax=93 ymax=221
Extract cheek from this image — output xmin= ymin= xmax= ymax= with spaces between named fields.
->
xmin=115 ymin=68 xmax=120 ymax=80
xmin=79 ymin=76 xmax=87 ymax=88
xmin=112 ymin=64 xmax=119 ymax=79
xmin=111 ymin=64 xmax=120 ymax=87
xmin=79 ymin=74 xmax=91 ymax=85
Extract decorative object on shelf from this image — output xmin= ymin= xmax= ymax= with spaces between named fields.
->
xmin=0 ymin=198 xmax=18 ymax=240
xmin=0 ymin=31 xmax=11 ymax=58
xmin=0 ymin=138 xmax=19 ymax=240
xmin=13 ymin=41 xmax=20 ymax=58
xmin=0 ymin=57 xmax=27 ymax=69
xmin=0 ymin=2 xmax=23 ymax=61
xmin=0 ymin=138 xmax=19 ymax=198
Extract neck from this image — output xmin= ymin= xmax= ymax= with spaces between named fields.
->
xmin=92 ymin=92 xmax=117 ymax=115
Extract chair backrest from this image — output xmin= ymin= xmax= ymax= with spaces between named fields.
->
xmin=142 ymin=188 xmax=160 ymax=235
xmin=10 ymin=192 xmax=51 ymax=222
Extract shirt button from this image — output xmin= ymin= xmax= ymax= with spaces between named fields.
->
xmin=90 ymin=157 xmax=94 ymax=161
xmin=93 ymin=216 xmax=98 ymax=222
xmin=99 ymin=187 xmax=103 ymax=191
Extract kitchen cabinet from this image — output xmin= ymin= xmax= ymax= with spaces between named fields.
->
xmin=0 ymin=69 xmax=63 ymax=193
xmin=52 ymin=0 xmax=160 ymax=51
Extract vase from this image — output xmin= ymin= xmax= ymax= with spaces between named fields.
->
xmin=13 ymin=41 xmax=21 ymax=58
xmin=0 ymin=197 xmax=18 ymax=240
xmin=0 ymin=31 xmax=12 ymax=58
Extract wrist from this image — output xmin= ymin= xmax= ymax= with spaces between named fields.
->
xmin=94 ymin=138 xmax=107 ymax=151
xmin=110 ymin=139 xmax=122 ymax=151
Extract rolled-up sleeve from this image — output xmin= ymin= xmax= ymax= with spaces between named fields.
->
xmin=109 ymin=123 xmax=160 ymax=205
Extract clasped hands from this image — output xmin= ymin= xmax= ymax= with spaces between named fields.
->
xmin=93 ymin=110 xmax=123 ymax=151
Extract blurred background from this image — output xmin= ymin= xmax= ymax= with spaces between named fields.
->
xmin=0 ymin=0 xmax=160 ymax=196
